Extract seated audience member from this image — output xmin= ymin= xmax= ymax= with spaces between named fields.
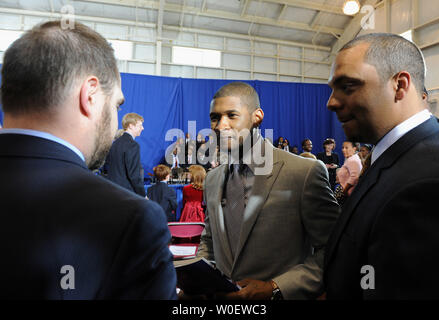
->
xmin=291 ymin=145 xmax=299 ymax=155
xmin=300 ymin=152 xmax=317 ymax=159
xmin=276 ymin=136 xmax=284 ymax=149
xmin=147 ymin=165 xmax=178 ymax=222
xmin=316 ymin=138 xmax=340 ymax=190
xmin=179 ymin=165 xmax=206 ymax=222
xmin=0 ymin=20 xmax=176 ymax=299
xmin=282 ymin=138 xmax=291 ymax=152
xmin=335 ymin=141 xmax=362 ymax=204
xmin=302 ymin=138 xmax=314 ymax=155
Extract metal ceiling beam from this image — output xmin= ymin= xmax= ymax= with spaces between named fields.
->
xmin=277 ymin=4 xmax=287 ymax=21
xmin=241 ymin=0 xmax=251 ymax=17
xmin=83 ymin=0 xmax=344 ymax=37
xmin=329 ymin=0 xmax=380 ymax=60
xmin=263 ymin=0 xmax=344 ymax=15
xmin=0 ymin=7 xmax=331 ymax=51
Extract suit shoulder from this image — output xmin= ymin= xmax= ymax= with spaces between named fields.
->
xmin=205 ymin=164 xmax=226 ymax=181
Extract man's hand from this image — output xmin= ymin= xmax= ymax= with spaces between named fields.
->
xmin=222 ymin=279 xmax=273 ymax=300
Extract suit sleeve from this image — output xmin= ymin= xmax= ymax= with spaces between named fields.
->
xmin=97 ymin=200 xmax=176 ymax=299
xmin=168 ymin=187 xmax=177 ymax=212
xmin=124 ymin=143 xmax=146 ymax=197
xmin=273 ymin=161 xmax=340 ymax=299
xmin=365 ymin=179 xmax=439 ymax=299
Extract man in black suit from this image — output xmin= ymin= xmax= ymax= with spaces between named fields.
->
xmin=106 ymin=113 xmax=146 ymax=197
xmin=325 ymin=33 xmax=439 ymax=299
xmin=147 ymin=165 xmax=178 ymax=222
xmin=0 ymin=20 xmax=176 ymax=299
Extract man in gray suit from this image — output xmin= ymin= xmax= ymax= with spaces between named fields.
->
xmin=197 ymin=82 xmax=340 ymax=300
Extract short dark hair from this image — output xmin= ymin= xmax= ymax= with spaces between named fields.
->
xmin=323 ymin=138 xmax=335 ymax=147
xmin=1 ymin=20 xmax=119 ymax=115
xmin=340 ymin=33 xmax=426 ymax=96
xmin=211 ymin=82 xmax=260 ymax=112
xmin=154 ymin=165 xmax=171 ymax=181
xmin=301 ymin=139 xmax=312 ymax=147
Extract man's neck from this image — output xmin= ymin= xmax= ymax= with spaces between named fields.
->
xmin=125 ymin=130 xmax=136 ymax=139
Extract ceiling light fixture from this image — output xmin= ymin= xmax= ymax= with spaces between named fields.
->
xmin=343 ymin=0 xmax=360 ymax=15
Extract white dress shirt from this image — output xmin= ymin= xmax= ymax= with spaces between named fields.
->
xmin=371 ymin=109 xmax=432 ymax=165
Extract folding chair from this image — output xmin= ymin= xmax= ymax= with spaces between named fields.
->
xmin=168 ymin=222 xmax=205 ymax=260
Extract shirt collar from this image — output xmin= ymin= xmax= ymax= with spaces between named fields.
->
xmin=371 ymin=109 xmax=431 ymax=165
xmin=0 ymin=128 xmax=85 ymax=162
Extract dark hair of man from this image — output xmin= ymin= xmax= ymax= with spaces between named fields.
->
xmin=1 ymin=20 xmax=119 ymax=115
xmin=339 ymin=33 xmax=426 ymax=96
xmin=301 ymin=139 xmax=311 ymax=148
xmin=323 ymin=138 xmax=335 ymax=147
xmin=211 ymin=81 xmax=260 ymax=113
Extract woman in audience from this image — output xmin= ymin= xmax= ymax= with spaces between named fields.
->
xmin=276 ymin=136 xmax=284 ymax=149
xmin=335 ymin=141 xmax=363 ymax=204
xmin=179 ymin=165 xmax=206 ymax=222
xmin=282 ymin=138 xmax=291 ymax=152
xmin=359 ymin=144 xmax=373 ymax=166
xmin=316 ymin=138 xmax=340 ymax=190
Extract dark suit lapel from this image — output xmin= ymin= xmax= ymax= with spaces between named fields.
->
xmin=325 ymin=117 xmax=439 ymax=267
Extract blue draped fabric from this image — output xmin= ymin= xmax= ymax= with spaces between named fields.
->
xmin=0 ymin=71 xmax=346 ymax=175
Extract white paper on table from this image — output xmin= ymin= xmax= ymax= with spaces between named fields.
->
xmin=169 ymin=245 xmax=197 ymax=256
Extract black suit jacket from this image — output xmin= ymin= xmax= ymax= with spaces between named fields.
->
xmin=324 ymin=117 xmax=439 ymax=299
xmin=106 ymin=133 xmax=146 ymax=197
xmin=147 ymin=182 xmax=178 ymax=222
xmin=0 ymin=133 xmax=176 ymax=299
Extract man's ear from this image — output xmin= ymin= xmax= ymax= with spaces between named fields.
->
xmin=252 ymin=108 xmax=264 ymax=127
xmin=79 ymin=76 xmax=100 ymax=118
xmin=393 ymin=71 xmax=411 ymax=102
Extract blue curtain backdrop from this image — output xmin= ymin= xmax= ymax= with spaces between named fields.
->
xmin=0 ymin=71 xmax=346 ymax=175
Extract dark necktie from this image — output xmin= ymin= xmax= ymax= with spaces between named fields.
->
xmin=224 ymin=164 xmax=245 ymax=258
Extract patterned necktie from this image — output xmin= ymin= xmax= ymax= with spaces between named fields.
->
xmin=224 ymin=164 xmax=245 ymax=258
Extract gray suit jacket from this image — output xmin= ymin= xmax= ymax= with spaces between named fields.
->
xmin=197 ymin=140 xmax=340 ymax=299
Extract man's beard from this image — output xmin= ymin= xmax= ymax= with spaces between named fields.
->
xmin=87 ymin=104 xmax=114 ymax=171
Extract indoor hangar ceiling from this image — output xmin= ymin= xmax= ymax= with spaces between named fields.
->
xmin=0 ymin=0 xmax=380 ymax=50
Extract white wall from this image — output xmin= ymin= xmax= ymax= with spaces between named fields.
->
xmin=0 ymin=4 xmax=331 ymax=84
xmin=358 ymin=0 xmax=439 ymax=115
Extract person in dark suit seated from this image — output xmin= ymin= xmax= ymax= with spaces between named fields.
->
xmin=147 ymin=165 xmax=178 ymax=222
xmin=0 ymin=20 xmax=176 ymax=299
xmin=325 ymin=33 xmax=439 ymax=299
xmin=105 ymin=113 xmax=146 ymax=197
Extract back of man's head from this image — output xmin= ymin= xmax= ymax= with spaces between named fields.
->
xmin=1 ymin=20 xmax=119 ymax=115
xmin=211 ymin=82 xmax=260 ymax=112
xmin=339 ymin=33 xmax=426 ymax=96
